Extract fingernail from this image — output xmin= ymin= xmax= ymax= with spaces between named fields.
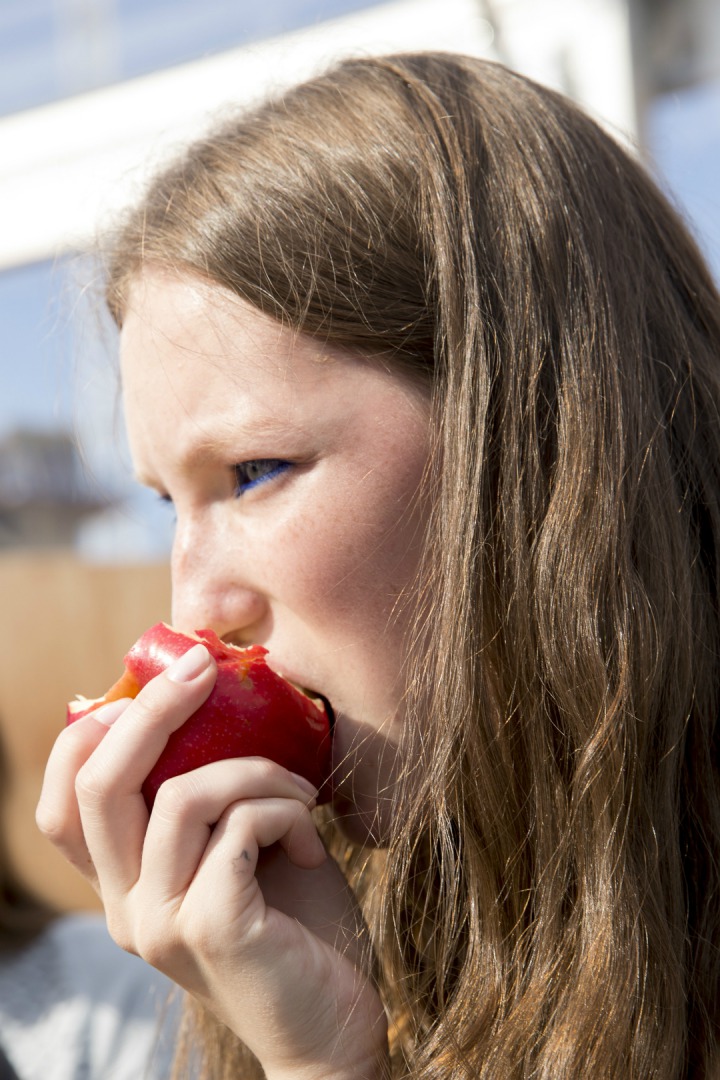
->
xmin=92 ymin=698 xmax=132 ymax=727
xmin=290 ymin=772 xmax=319 ymax=798
xmin=166 ymin=643 xmax=211 ymax=683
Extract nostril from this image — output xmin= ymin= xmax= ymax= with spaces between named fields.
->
xmin=218 ymin=610 xmax=272 ymax=649
xmin=171 ymin=584 xmax=269 ymax=648
xmin=220 ymin=628 xmax=265 ymax=649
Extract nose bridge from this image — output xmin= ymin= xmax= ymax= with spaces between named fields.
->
xmin=170 ymin=511 xmax=266 ymax=639
xmin=170 ymin=518 xmax=211 ymax=628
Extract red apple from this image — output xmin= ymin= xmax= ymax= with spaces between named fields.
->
xmin=67 ymin=623 xmax=332 ymax=807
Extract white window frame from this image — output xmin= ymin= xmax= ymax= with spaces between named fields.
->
xmin=0 ymin=0 xmax=635 ymax=271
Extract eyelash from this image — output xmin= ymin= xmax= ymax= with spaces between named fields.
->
xmin=156 ymin=459 xmax=292 ymax=506
xmin=233 ymin=459 xmax=292 ymax=496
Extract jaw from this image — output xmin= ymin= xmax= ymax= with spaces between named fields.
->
xmin=328 ymin=711 xmax=401 ymax=847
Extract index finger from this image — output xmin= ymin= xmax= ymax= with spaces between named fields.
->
xmin=75 ymin=643 xmax=217 ymax=897
xmin=36 ymin=709 xmax=120 ymax=889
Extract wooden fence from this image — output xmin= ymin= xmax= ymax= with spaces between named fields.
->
xmin=0 ymin=552 xmax=170 ymax=911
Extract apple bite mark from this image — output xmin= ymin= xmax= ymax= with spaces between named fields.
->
xmin=66 ymin=668 xmax=141 ymax=720
xmin=66 ymin=622 xmax=333 ymax=808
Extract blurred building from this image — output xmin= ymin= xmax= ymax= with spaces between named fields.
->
xmin=0 ymin=430 xmax=108 ymax=549
xmin=629 ymin=0 xmax=720 ymax=97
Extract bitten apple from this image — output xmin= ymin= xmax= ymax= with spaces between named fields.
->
xmin=67 ymin=623 xmax=333 ymax=807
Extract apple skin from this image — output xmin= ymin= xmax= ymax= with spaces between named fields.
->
xmin=67 ymin=623 xmax=332 ymax=808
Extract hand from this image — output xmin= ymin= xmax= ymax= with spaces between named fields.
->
xmin=36 ymin=644 xmax=389 ymax=1079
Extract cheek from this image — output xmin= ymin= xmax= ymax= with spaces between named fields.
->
xmin=267 ymin=473 xmax=428 ymax=731
xmin=277 ymin=475 xmax=426 ymax=637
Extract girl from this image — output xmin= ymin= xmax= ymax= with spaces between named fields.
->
xmin=37 ymin=53 xmax=720 ymax=1078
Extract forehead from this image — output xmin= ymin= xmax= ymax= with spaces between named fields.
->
xmin=120 ymin=270 xmax=317 ymax=390
xmin=118 ymin=269 xmax=432 ymax=463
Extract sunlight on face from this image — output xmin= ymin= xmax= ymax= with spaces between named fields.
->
xmin=120 ymin=270 xmax=432 ymax=843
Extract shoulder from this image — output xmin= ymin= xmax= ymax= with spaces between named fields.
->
xmin=0 ymin=913 xmax=179 ymax=1080
xmin=48 ymin=911 xmax=171 ymax=1003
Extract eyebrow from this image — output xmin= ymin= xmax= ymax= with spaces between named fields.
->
xmin=132 ymin=412 xmax=300 ymax=490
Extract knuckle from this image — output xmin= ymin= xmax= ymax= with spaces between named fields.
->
xmin=245 ymin=756 xmax=294 ymax=791
xmin=134 ymin=923 xmax=183 ymax=971
xmin=152 ymin=772 xmax=202 ymax=818
xmin=35 ymin=801 xmax=66 ymax=845
xmin=104 ymin=911 xmax=135 ymax=955
xmin=133 ymin=928 xmax=165 ymax=968
xmin=246 ymin=756 xmax=281 ymax=784
xmin=220 ymin=797 xmax=253 ymax=830
xmin=75 ymin=760 xmax=111 ymax=808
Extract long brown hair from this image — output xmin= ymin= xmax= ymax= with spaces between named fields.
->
xmin=104 ymin=53 xmax=720 ymax=1077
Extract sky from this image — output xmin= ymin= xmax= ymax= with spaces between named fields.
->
xmin=1 ymin=0 xmax=719 ymax=559
xmin=647 ymin=78 xmax=720 ymax=284
xmin=0 ymin=0 xmax=385 ymax=116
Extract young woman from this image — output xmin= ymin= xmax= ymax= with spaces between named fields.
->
xmin=37 ymin=53 xmax=720 ymax=1078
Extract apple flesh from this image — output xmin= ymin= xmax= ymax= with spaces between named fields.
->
xmin=67 ymin=623 xmax=332 ymax=807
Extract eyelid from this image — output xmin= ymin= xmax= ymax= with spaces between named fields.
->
xmin=143 ymin=459 xmax=293 ymax=505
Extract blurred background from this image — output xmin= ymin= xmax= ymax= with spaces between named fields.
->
xmin=0 ymin=0 xmax=718 ymax=910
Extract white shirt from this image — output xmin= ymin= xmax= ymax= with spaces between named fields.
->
xmin=0 ymin=913 xmax=178 ymax=1080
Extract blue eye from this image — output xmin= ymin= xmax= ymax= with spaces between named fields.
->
xmin=233 ymin=459 xmax=291 ymax=496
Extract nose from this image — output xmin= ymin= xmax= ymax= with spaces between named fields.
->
xmin=170 ymin=516 xmax=268 ymax=644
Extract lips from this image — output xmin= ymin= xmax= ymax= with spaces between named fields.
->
xmin=315 ymin=693 xmax=335 ymax=732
